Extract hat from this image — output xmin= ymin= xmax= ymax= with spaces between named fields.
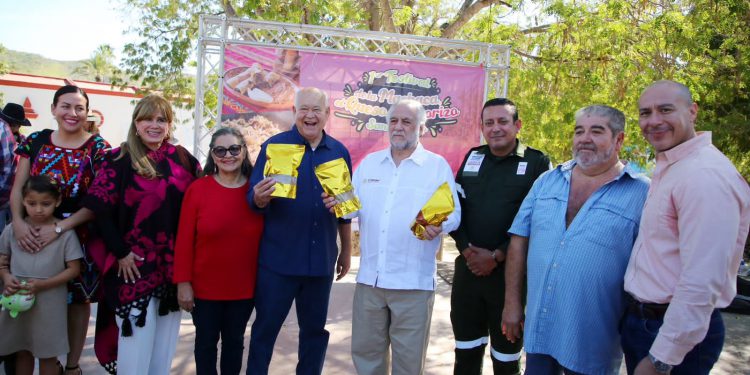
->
xmin=0 ymin=103 xmax=31 ymax=126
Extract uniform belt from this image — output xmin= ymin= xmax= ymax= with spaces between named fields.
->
xmin=627 ymin=294 xmax=669 ymax=320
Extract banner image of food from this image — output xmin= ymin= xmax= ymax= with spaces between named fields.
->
xmin=315 ymin=158 xmax=360 ymax=218
xmin=410 ymin=182 xmax=455 ymax=240
xmin=263 ymin=143 xmax=306 ymax=199
xmin=222 ymin=44 xmax=485 ymax=172
xmin=222 ymin=46 xmax=300 ymax=163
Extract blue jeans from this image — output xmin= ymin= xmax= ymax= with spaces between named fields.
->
xmin=192 ymin=298 xmax=254 ymax=375
xmin=524 ymin=353 xmax=586 ymax=375
xmin=246 ymin=267 xmax=333 ymax=375
xmin=620 ymin=309 xmax=724 ymax=375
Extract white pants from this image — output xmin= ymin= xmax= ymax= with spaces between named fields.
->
xmin=115 ymin=297 xmax=181 ymax=375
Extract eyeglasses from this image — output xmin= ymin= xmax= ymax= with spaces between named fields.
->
xmin=211 ymin=144 xmax=243 ymax=157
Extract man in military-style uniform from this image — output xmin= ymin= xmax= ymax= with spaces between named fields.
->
xmin=450 ymin=98 xmax=551 ymax=375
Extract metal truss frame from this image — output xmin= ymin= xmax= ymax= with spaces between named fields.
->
xmin=194 ymin=15 xmax=511 ymax=159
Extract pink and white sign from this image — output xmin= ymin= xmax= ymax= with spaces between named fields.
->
xmin=222 ymin=44 xmax=485 ymax=172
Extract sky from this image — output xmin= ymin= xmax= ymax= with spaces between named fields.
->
xmin=0 ymin=0 xmax=134 ymax=62
xmin=0 ymin=0 xmax=546 ymax=65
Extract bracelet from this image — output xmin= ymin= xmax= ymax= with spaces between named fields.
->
xmin=492 ymin=250 xmax=501 ymax=264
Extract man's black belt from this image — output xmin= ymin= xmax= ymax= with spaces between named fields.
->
xmin=627 ymin=294 xmax=669 ymax=320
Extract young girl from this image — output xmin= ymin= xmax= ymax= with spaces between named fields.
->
xmin=0 ymin=175 xmax=82 ymax=375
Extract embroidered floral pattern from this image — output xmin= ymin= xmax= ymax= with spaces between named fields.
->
xmin=82 ymin=142 xmax=200 ymax=373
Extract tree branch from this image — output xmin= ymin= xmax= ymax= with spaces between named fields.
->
xmin=222 ymin=0 xmax=237 ymax=18
xmin=441 ymin=0 xmax=512 ymax=40
xmin=364 ymin=0 xmax=382 ymax=31
xmin=521 ymin=24 xmax=552 ymax=34
xmin=405 ymin=0 xmax=418 ymax=34
xmin=512 ymin=48 xmax=614 ymax=64
xmin=380 ymin=0 xmax=398 ymax=33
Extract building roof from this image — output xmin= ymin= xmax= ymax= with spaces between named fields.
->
xmin=0 ymin=72 xmax=141 ymax=98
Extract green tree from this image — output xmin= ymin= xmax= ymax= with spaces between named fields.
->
xmin=456 ymin=0 xmax=750 ymax=178
xmin=74 ymin=44 xmax=119 ymax=82
xmin=0 ymin=44 xmax=9 ymax=104
xmin=118 ymin=0 xmax=516 ymax=102
xmin=0 ymin=44 xmax=9 ymax=74
xmin=119 ymin=0 xmax=750 ymax=178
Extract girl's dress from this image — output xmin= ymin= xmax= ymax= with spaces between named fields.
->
xmin=82 ymin=142 xmax=200 ymax=373
xmin=15 ymin=129 xmax=110 ymax=303
xmin=0 ymin=226 xmax=83 ymax=358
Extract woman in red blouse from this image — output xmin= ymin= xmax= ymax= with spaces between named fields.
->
xmin=174 ymin=126 xmax=264 ymax=375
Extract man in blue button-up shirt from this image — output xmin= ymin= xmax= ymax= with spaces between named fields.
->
xmin=246 ymin=87 xmax=352 ymax=375
xmin=502 ymin=105 xmax=650 ymax=374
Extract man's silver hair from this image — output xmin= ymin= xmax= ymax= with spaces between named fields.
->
xmin=294 ymin=87 xmax=330 ymax=108
xmin=574 ymin=105 xmax=625 ymax=136
xmin=386 ymin=99 xmax=427 ymax=128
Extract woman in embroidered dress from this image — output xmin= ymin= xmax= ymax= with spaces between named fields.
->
xmin=9 ymin=85 xmax=110 ymax=375
xmin=82 ymin=94 xmax=200 ymax=374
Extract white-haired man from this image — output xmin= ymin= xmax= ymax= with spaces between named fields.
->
xmin=349 ymin=99 xmax=461 ymax=374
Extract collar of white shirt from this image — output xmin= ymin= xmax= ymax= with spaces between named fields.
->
xmin=379 ymin=142 xmax=428 ymax=167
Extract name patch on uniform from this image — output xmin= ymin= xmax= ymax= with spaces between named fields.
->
xmin=516 ymin=162 xmax=528 ymax=175
xmin=462 ymin=151 xmax=484 ymax=177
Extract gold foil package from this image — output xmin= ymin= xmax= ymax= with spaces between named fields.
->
xmin=264 ymin=143 xmax=306 ymax=198
xmin=315 ymin=158 xmax=360 ymax=218
xmin=411 ymin=182 xmax=455 ymax=240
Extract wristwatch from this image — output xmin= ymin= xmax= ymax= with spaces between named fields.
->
xmin=54 ymin=223 xmax=63 ymax=235
xmin=648 ymin=354 xmax=673 ymax=374
xmin=492 ymin=249 xmax=502 ymax=264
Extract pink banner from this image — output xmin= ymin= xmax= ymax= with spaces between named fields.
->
xmin=222 ymin=44 xmax=485 ymax=173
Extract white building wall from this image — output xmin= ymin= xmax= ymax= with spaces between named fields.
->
xmin=0 ymin=85 xmax=195 ymax=154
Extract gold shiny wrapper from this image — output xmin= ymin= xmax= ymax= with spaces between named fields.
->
xmin=315 ymin=158 xmax=360 ymax=218
xmin=264 ymin=143 xmax=306 ymax=199
xmin=410 ymin=182 xmax=455 ymax=240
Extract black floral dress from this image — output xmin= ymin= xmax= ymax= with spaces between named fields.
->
xmin=82 ymin=142 xmax=200 ymax=374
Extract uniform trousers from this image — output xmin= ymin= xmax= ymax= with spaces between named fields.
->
xmin=451 ymin=256 xmax=522 ymax=375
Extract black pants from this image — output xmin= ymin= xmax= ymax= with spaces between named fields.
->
xmin=192 ymin=298 xmax=255 ymax=375
xmin=0 ymin=353 xmax=16 ymax=374
xmin=451 ymin=256 xmax=522 ymax=375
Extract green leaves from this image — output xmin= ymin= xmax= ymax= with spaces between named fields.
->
xmin=72 ymin=44 xmax=119 ymax=83
xmin=491 ymin=0 xmax=750 ymax=177
xmin=114 ymin=0 xmax=750 ymax=178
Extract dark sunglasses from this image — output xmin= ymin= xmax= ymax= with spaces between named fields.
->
xmin=212 ymin=144 xmax=243 ymax=157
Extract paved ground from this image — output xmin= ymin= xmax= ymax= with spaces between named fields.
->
xmin=3 ymin=250 xmax=748 ymax=374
